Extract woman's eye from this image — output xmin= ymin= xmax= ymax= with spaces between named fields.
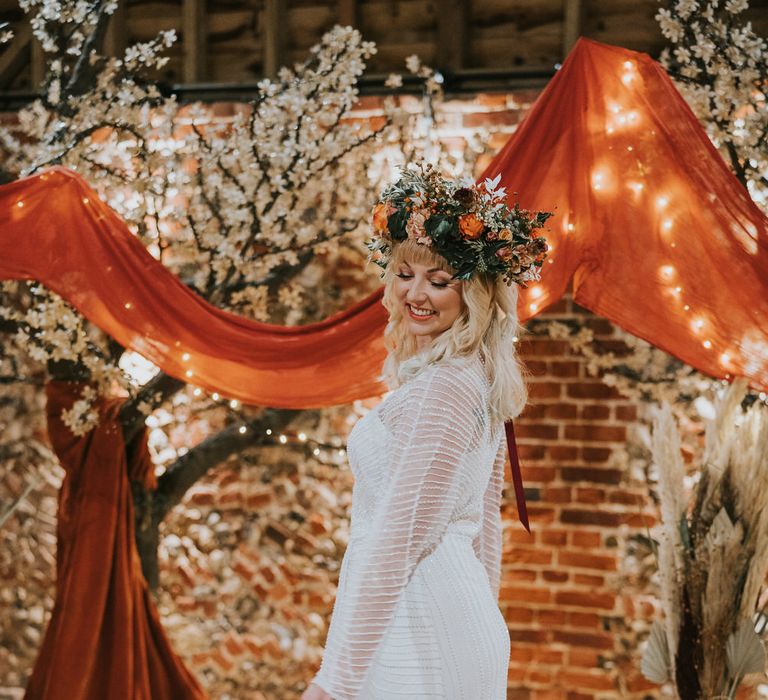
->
xmin=430 ymin=281 xmax=449 ymax=288
xmin=395 ymin=272 xmax=412 ymax=279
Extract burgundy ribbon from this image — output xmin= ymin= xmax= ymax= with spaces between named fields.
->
xmin=504 ymin=420 xmax=530 ymax=533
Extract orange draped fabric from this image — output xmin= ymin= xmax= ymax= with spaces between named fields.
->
xmin=481 ymin=38 xmax=768 ymax=390
xmin=24 ymin=382 xmax=207 ymax=700
xmin=0 ymin=38 xmax=767 ymax=402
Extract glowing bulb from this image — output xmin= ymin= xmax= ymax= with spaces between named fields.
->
xmin=182 ymin=352 xmax=190 ymax=361
xmin=16 ymin=201 xmax=23 ymax=208
xmin=239 ymin=426 xmax=247 ymax=434
xmin=82 ymin=197 xmax=89 ymax=204
xmin=338 ymin=449 xmax=346 ymax=457
xmin=623 ymin=60 xmax=633 ymax=69
xmin=660 ymin=264 xmax=675 ymax=278
xmin=610 ymin=103 xmax=621 ymax=114
xmin=628 ymin=182 xmax=644 ymax=195
xmin=185 ymin=370 xmax=193 ymax=378
xmin=279 ymin=434 xmax=287 ymax=444
xmin=124 ymin=302 xmax=132 ymax=309
xmin=662 ymin=219 xmax=673 ymax=231
xmin=567 ymin=223 xmax=575 ymax=232
xmin=529 ymin=303 xmax=538 ymax=312
xmin=684 ymin=304 xmax=690 ymax=311
xmin=313 ymin=448 xmax=320 ymax=456
xmin=720 ymin=352 xmax=730 ymax=364
xmin=530 ymin=287 xmax=543 ymax=299
xmin=193 ymin=388 xmax=202 ymax=396
xmin=674 ymin=286 xmax=682 ymax=293
xmin=703 ymin=340 xmax=712 ymax=349
xmin=298 ymin=432 xmax=307 ymax=441
xmin=229 ymin=399 xmax=239 ymax=409
xmin=656 ymin=196 xmax=669 ymax=209
xmin=266 ymin=428 xmax=272 ymax=435
xmin=212 ymin=392 xmax=220 ymax=401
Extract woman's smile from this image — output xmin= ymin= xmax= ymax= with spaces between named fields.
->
xmin=406 ymin=303 xmax=437 ymax=320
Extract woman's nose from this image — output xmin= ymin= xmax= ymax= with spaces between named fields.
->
xmin=405 ymin=277 xmax=428 ymax=302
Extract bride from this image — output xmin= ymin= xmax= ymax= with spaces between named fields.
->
xmin=302 ymin=163 xmax=549 ymax=699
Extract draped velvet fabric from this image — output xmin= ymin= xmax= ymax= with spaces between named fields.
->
xmin=24 ymin=382 xmax=207 ymax=700
xmin=481 ymin=38 xmax=768 ymax=391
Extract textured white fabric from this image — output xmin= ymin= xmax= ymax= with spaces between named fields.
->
xmin=311 ymin=352 xmax=510 ymax=699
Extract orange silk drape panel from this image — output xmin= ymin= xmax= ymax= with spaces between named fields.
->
xmin=482 ymin=38 xmax=768 ymax=390
xmin=0 ymin=166 xmax=388 ymax=408
xmin=24 ymin=382 xmax=207 ymax=700
xmin=0 ymin=38 xmax=767 ymax=401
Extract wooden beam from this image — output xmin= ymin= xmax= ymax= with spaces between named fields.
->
xmin=104 ymin=1 xmax=128 ymax=58
xmin=182 ymin=0 xmax=206 ymax=83
xmin=338 ymin=0 xmax=358 ymax=28
xmin=562 ymin=0 xmax=585 ymax=58
xmin=437 ymin=0 xmax=469 ymax=73
xmin=263 ymin=0 xmax=287 ymax=79
xmin=0 ymin=22 xmax=31 ymax=89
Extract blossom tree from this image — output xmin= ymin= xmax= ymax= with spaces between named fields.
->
xmin=0 ymin=0 xmax=493 ymax=693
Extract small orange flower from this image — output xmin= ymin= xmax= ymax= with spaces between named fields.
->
xmin=496 ymin=246 xmax=513 ymax=262
xmin=498 ymin=228 xmax=512 ymax=240
xmin=372 ymin=202 xmax=395 ymax=235
xmin=458 ymin=213 xmax=484 ymax=239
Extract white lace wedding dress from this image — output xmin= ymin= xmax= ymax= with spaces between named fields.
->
xmin=310 ymin=352 xmax=510 ymax=699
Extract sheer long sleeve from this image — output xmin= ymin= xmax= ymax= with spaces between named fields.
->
xmin=473 ymin=434 xmax=505 ymax=602
xmin=311 ymin=363 xmax=489 ymax=699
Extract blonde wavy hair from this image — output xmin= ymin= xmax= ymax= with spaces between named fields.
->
xmin=380 ymin=238 xmax=531 ymax=423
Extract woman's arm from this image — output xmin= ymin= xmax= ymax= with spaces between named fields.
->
xmin=310 ymin=363 xmax=488 ymax=699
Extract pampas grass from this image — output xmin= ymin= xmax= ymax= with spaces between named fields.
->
xmin=642 ymin=377 xmax=768 ymax=699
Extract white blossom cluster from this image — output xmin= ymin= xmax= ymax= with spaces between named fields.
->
xmin=656 ymin=0 xmax=768 ymax=205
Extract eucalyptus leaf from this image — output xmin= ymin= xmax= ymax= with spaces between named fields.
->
xmin=641 ymin=620 xmax=672 ymax=684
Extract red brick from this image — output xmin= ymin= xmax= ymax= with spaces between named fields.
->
xmin=524 ymin=360 xmax=549 ymax=376
xmin=542 ymin=570 xmax=569 ymax=583
xmin=538 ymin=609 xmax=567 ymax=625
xmin=463 ymin=109 xmax=523 ymax=128
xmin=507 ymin=686 xmax=532 ymax=699
xmin=516 ymin=423 xmax=560 ymax=440
xmin=517 ymin=444 xmax=547 ymax=460
xmin=555 ymin=590 xmax=616 ymax=610
xmin=521 ymin=402 xmax=547 ymax=418
xmin=560 ymin=509 xmax=622 ymax=527
xmin=583 ymin=318 xmax=615 ymax=336
xmin=608 ymin=489 xmax=645 ymax=506
xmin=545 ymin=404 xmax=579 ymax=420
xmin=560 ymin=467 xmax=622 ymax=485
xmin=510 ymin=628 xmax=550 ymax=644
xmin=549 ymin=361 xmax=581 ymax=378
xmin=552 ymin=630 xmax=614 ymax=650
xmin=578 ymin=404 xmax=610 ymax=420
xmin=573 ymin=573 xmax=605 ymax=586
xmin=508 ymin=547 xmax=553 ymax=565
xmin=570 ymin=531 xmax=602 ymax=548
xmin=568 ymin=649 xmax=601 ymax=667
xmin=527 ymin=668 xmax=554 ymax=685
xmin=568 ymin=611 xmax=602 ymax=629
xmin=521 ymin=466 xmax=557 ymax=482
xmin=506 ymin=606 xmax=535 ymax=623
xmin=560 ymin=670 xmax=615 ymax=691
xmin=564 ymin=424 xmax=627 ymax=442
xmin=506 ymin=569 xmax=538 ymax=582
xmin=580 ymin=447 xmax=613 ymax=463
xmin=519 ymin=339 xmax=572 ymax=357
xmin=541 ymin=487 xmax=572 ymax=503
xmin=566 ymin=693 xmax=594 ymax=700
xmin=529 ymin=383 xmax=563 ymax=399
xmin=565 ymin=383 xmax=624 ymax=400
xmin=558 ymin=550 xmax=617 ymax=571
xmin=574 ymin=488 xmax=605 ymax=505
xmin=502 ymin=585 xmax=552 ymax=604
xmin=541 ymin=529 xmax=567 ymax=545
xmin=614 ymin=404 xmax=638 ymax=421
xmin=548 ymin=446 xmax=579 ymax=462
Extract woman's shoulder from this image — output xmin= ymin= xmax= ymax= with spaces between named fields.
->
xmin=408 ymin=352 xmax=489 ymax=404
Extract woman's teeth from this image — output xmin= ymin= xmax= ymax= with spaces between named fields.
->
xmin=408 ymin=304 xmax=436 ymax=317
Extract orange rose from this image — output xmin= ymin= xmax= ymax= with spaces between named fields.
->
xmin=372 ymin=202 xmax=395 ymax=235
xmin=498 ymin=228 xmax=512 ymax=240
xmin=458 ymin=213 xmax=484 ymax=239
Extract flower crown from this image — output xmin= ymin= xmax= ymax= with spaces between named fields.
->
xmin=367 ymin=164 xmax=552 ymax=287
